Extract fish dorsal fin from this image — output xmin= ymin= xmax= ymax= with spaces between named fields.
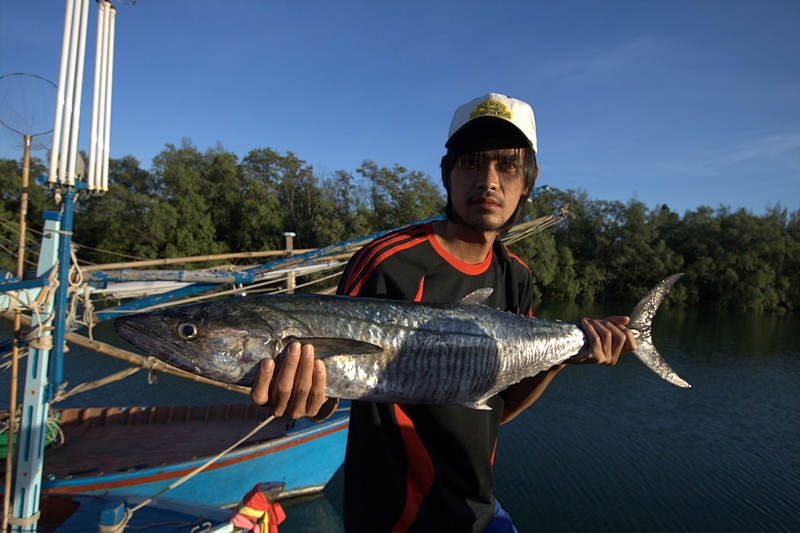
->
xmin=456 ymin=288 xmax=493 ymax=306
xmin=293 ymin=337 xmax=384 ymax=358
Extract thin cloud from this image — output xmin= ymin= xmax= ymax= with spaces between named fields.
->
xmin=729 ymin=133 xmax=800 ymax=164
xmin=648 ymin=132 xmax=800 ymax=180
xmin=540 ymin=38 xmax=667 ymax=85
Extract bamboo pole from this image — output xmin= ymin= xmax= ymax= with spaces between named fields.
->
xmin=3 ymin=135 xmax=31 ymax=533
xmin=283 ymin=232 xmax=296 ymax=294
xmin=79 ymin=248 xmax=315 ymax=272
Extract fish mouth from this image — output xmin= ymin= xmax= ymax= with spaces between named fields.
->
xmin=114 ymin=320 xmax=156 ymax=353
xmin=114 ymin=317 xmax=192 ymax=370
xmin=113 ymin=318 xmax=143 ymax=346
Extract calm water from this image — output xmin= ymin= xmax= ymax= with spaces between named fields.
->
xmin=2 ymin=302 xmax=799 ymax=532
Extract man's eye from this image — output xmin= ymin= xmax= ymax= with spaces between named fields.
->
xmin=498 ymin=162 xmax=518 ymax=172
xmin=460 ymin=157 xmax=478 ymax=169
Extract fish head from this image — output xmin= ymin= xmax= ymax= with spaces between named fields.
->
xmin=114 ymin=298 xmax=285 ymax=385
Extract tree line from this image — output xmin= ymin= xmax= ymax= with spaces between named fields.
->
xmin=2 ymin=139 xmax=798 ymax=312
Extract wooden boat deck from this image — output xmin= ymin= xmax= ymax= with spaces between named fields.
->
xmin=3 ymin=404 xmax=292 ymax=481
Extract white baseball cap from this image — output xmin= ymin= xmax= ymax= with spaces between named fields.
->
xmin=446 ymin=93 xmax=537 ymax=154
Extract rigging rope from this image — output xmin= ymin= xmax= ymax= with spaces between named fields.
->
xmin=49 ymin=366 xmax=142 ymax=404
xmin=97 ymin=414 xmax=277 ymax=533
xmin=0 ymin=266 xmax=58 ymax=368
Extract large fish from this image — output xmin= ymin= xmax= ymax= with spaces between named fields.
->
xmin=114 ymin=274 xmax=690 ymax=409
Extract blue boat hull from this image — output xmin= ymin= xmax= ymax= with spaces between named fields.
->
xmin=51 ymin=493 xmax=236 ymax=533
xmin=38 ymin=404 xmax=349 ymax=507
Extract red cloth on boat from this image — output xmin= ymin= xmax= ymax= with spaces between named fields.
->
xmin=230 ymin=484 xmax=286 ymax=533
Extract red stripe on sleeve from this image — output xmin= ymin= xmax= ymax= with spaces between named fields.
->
xmin=505 ymin=247 xmax=532 ymax=276
xmin=341 ymin=226 xmax=427 ymax=296
xmin=344 ymin=229 xmax=429 ymax=297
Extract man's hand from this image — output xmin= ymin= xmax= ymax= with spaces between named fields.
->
xmin=249 ymin=341 xmax=334 ymax=419
xmin=570 ymin=316 xmax=637 ymax=365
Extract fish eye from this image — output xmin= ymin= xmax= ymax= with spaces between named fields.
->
xmin=177 ymin=322 xmax=199 ymax=340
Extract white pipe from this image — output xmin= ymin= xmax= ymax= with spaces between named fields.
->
xmin=95 ymin=1 xmax=111 ymax=190
xmin=101 ymin=4 xmax=116 ymax=192
xmin=58 ymin=0 xmax=83 ymax=185
xmin=50 ymin=0 xmax=76 ymax=184
xmin=88 ymin=0 xmax=107 ymax=191
xmin=66 ymin=0 xmax=90 ymax=186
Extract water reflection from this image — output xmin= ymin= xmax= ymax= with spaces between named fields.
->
xmin=494 ymin=301 xmax=800 ymax=532
xmin=2 ymin=304 xmax=799 ymax=531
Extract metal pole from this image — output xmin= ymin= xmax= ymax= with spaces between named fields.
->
xmin=11 ymin=210 xmax=62 ymax=533
xmin=49 ymin=188 xmax=76 ymax=391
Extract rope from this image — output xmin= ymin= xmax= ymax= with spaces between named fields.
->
xmin=83 ymin=284 xmax=95 ymax=340
xmin=26 ymin=324 xmax=54 ymax=350
xmin=65 ymin=244 xmax=96 ymax=339
xmin=6 ymin=511 xmax=40 ymax=527
xmin=95 ymin=506 xmax=211 ymax=533
xmin=97 ymin=508 xmax=132 ymax=533
xmin=50 ymin=366 xmax=142 ymax=404
xmin=1 ymin=410 xmax=64 ymax=449
xmin=108 ymin=518 xmax=211 ymax=532
xmin=190 ymin=522 xmax=214 ymax=533
xmin=97 ymin=415 xmax=277 ymax=533
xmin=0 ymin=266 xmax=59 ymax=356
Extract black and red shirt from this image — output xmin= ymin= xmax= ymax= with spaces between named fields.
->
xmin=337 ymin=221 xmax=533 ymax=533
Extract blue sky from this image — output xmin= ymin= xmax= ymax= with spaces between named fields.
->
xmin=1 ymin=1 xmax=798 ymax=215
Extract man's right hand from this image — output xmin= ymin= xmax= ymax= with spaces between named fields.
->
xmin=249 ymin=341 xmax=334 ymax=420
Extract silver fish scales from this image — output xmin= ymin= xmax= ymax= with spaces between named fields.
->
xmin=114 ymin=274 xmax=690 ymax=409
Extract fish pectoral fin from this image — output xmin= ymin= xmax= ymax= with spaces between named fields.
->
xmin=295 ymin=337 xmax=384 ymax=358
xmin=461 ymin=400 xmax=493 ymax=411
xmin=456 ymin=288 xmax=494 ymax=306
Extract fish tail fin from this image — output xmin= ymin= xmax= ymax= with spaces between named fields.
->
xmin=629 ymin=274 xmax=691 ymax=388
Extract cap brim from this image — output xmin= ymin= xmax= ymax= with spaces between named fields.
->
xmin=446 ymin=117 xmax=532 ymax=150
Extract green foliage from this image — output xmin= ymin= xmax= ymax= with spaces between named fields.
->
xmin=2 ymin=143 xmax=446 ymax=272
xmin=73 ymin=155 xmax=156 ymax=262
xmin=512 ymin=189 xmax=800 ymax=311
xmin=2 ymin=144 xmax=798 ymax=312
xmin=0 ymin=156 xmax=50 ymax=272
xmin=357 ymin=160 xmax=445 ymax=229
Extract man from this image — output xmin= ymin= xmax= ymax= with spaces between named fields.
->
xmin=250 ymin=93 xmax=636 ymax=532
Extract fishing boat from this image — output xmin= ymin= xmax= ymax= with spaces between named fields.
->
xmin=2 ymin=401 xmax=349 ymax=507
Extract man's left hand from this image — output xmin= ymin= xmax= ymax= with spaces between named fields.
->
xmin=570 ymin=316 xmax=637 ymax=365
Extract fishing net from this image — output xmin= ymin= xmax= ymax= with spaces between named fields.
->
xmin=0 ymin=72 xmax=57 ymax=152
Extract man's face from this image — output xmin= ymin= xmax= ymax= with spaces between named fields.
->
xmin=446 ymin=147 xmax=529 ymax=233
